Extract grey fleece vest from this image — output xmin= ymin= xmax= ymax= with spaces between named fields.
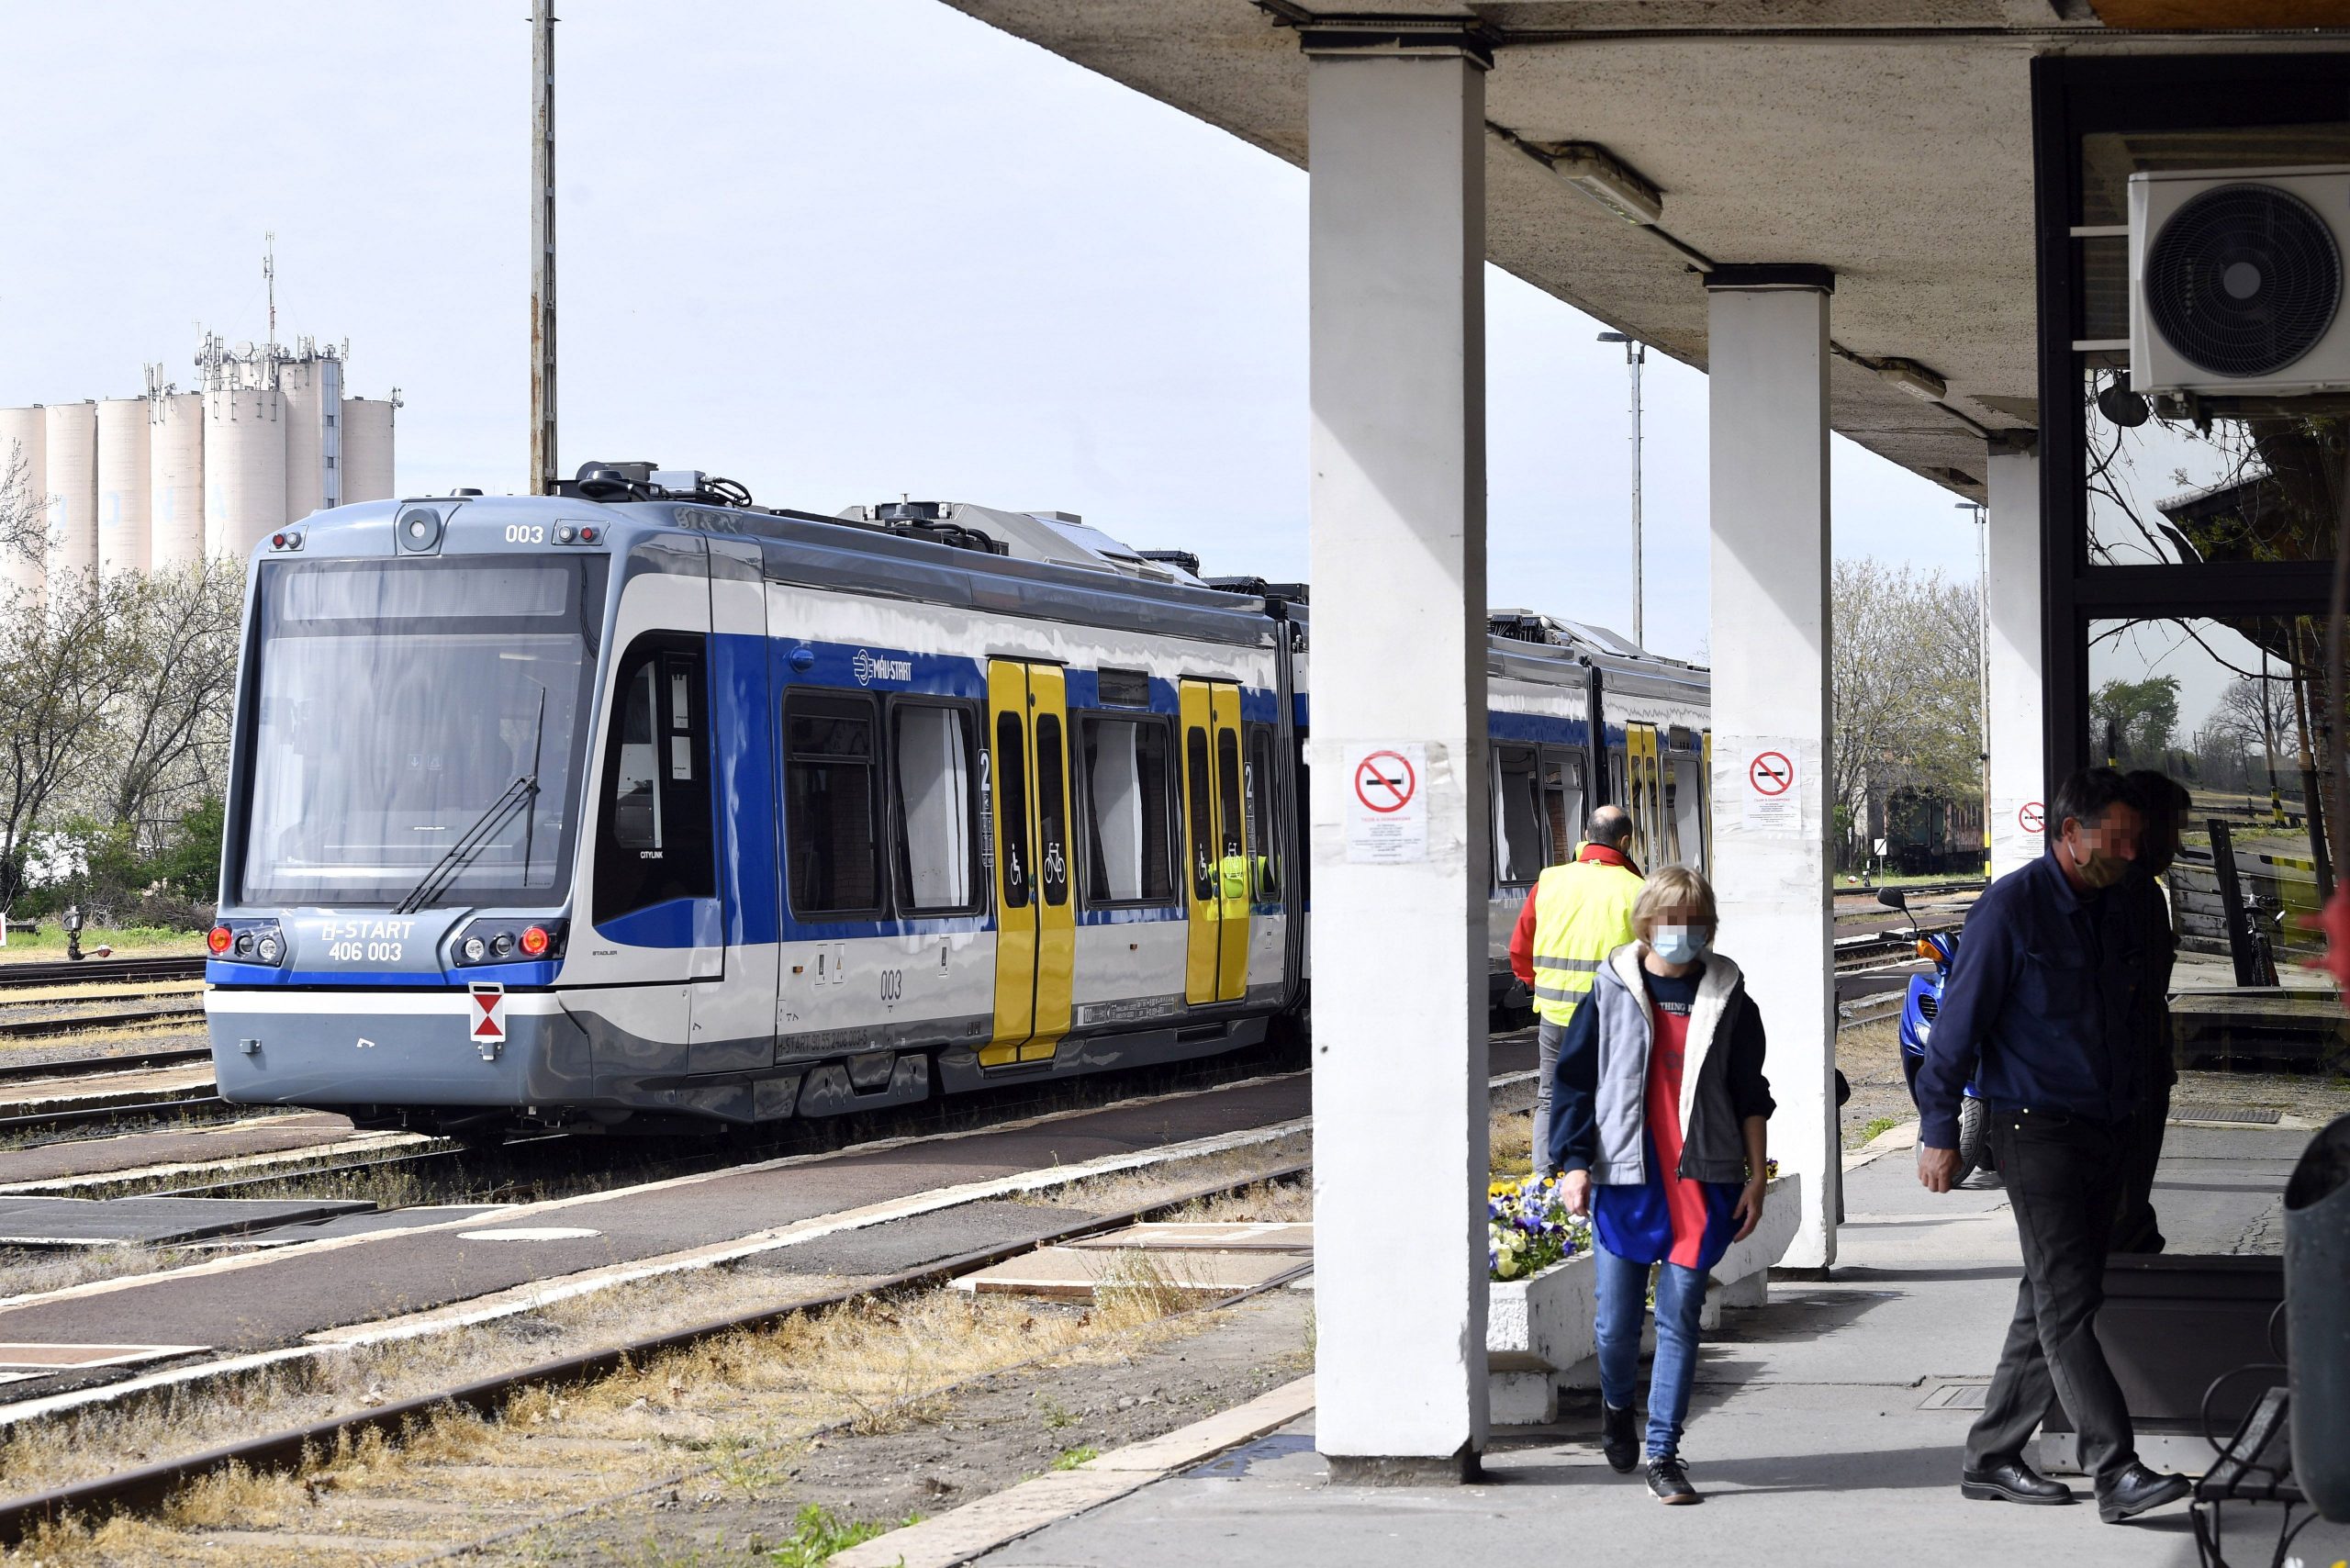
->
xmin=1587 ymin=946 xmax=1753 ymax=1187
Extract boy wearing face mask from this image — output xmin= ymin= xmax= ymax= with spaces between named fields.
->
xmin=1914 ymin=767 xmax=2190 ymax=1526
xmin=1547 ymin=865 xmax=1774 ymax=1506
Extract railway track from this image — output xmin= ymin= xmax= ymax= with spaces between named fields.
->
xmin=1833 ymin=923 xmax=1959 ymax=969
xmin=0 ymin=1001 xmax=206 ymax=1042
xmin=0 ymin=956 xmax=206 ymax=991
xmin=0 ymin=1155 xmax=1315 ymax=1549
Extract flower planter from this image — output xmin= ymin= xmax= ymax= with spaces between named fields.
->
xmin=1486 ymin=1250 xmax=1595 ymax=1425
xmin=1484 ymin=1172 xmax=1804 ymax=1425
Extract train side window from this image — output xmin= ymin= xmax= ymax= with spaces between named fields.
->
xmin=784 ymin=692 xmax=882 ymax=917
xmin=1542 ymin=750 xmax=1585 ymax=860
xmin=1035 ymin=713 xmax=1069 ymax=907
xmin=995 ymin=711 xmax=1031 ymax=910
xmin=595 ymin=637 xmax=714 ymax=924
xmin=890 ymin=703 xmax=979 ymax=914
xmin=1247 ymin=725 xmax=1280 ymax=901
xmin=1494 ymin=745 xmax=1544 ymax=884
xmin=1185 ymin=726 xmax=1214 ymax=900
xmin=1214 ymin=728 xmax=1246 ymax=893
xmin=1671 ymin=753 xmax=1706 ymax=872
xmin=1080 ymin=717 xmax=1175 ymax=904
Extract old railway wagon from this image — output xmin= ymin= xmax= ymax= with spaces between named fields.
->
xmin=205 ymin=470 xmax=1710 ymax=1135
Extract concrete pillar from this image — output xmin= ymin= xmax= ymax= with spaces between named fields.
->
xmin=1303 ymin=19 xmax=1491 ymax=1482
xmin=1985 ymin=440 xmax=2044 ymax=880
xmin=1706 ymin=269 xmax=1837 ymax=1271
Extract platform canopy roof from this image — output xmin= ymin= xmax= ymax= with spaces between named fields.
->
xmin=943 ymin=0 xmax=2348 ymax=500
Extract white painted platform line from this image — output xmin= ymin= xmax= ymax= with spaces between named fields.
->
xmin=830 ymin=1375 xmax=1318 ymax=1568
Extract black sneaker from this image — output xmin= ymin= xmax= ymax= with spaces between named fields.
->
xmin=1600 ymin=1404 xmax=1638 ymax=1473
xmin=1646 ymin=1455 xmax=1700 ymax=1505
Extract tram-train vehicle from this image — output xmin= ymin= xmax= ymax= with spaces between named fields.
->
xmin=206 ymin=469 xmax=1711 ymax=1135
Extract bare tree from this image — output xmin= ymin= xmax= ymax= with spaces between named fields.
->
xmin=100 ymin=559 xmax=244 ymax=831
xmin=0 ymin=576 xmax=142 ymax=907
xmin=1832 ymin=558 xmax=1984 ymax=835
xmin=0 ymin=439 xmax=43 ymax=576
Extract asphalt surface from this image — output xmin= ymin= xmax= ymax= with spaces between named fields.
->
xmin=0 ymin=1111 xmax=376 ymax=1189
xmin=978 ymin=1123 xmax=2343 ymax=1568
xmin=0 ymin=1068 xmax=1326 ymax=1400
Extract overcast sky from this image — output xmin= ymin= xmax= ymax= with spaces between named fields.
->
xmin=0 ymin=0 xmax=1980 ymax=666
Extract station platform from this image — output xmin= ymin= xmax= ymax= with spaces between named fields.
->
xmin=933 ymin=1125 xmax=2350 ymax=1568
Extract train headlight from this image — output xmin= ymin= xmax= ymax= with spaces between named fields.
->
xmin=453 ymin=918 xmax=566 ymax=967
xmin=234 ymin=932 xmax=254 ymax=958
xmin=256 ymin=935 xmax=282 ymax=964
xmin=207 ymin=924 xmax=233 ymax=956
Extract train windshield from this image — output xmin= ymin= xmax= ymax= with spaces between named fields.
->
xmin=236 ymin=555 xmax=604 ymax=908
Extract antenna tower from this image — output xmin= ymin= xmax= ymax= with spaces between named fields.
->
xmin=263 ymin=232 xmax=276 ymax=356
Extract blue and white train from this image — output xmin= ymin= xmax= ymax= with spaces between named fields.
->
xmin=205 ymin=467 xmax=1710 ymax=1136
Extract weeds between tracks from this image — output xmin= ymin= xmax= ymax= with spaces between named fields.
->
xmin=13 ymin=1234 xmax=1247 ymax=1562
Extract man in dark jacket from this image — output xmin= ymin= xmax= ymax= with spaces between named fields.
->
xmin=2114 ymin=771 xmax=2190 ymax=1254
xmin=1916 ymin=767 xmax=2188 ymax=1524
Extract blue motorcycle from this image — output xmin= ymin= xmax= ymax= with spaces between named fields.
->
xmin=1880 ymin=888 xmax=1994 ymax=1177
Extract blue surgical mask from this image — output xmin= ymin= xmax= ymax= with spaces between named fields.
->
xmin=1651 ymin=925 xmax=1710 ymax=966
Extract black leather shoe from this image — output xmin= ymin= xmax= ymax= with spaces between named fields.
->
xmin=2097 ymin=1462 xmax=2190 ymax=1523
xmin=1600 ymin=1404 xmax=1639 ymax=1474
xmin=1960 ymin=1456 xmax=2075 ymax=1505
xmin=1646 ymin=1455 xmax=1700 ymax=1504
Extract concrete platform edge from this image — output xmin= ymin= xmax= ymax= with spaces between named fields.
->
xmin=830 ymin=1375 xmax=1318 ymax=1568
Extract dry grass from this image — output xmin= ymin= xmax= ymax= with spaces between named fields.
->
xmin=1168 ymin=1179 xmax=1311 ymax=1225
xmin=0 ymin=1223 xmax=1219 ymax=1544
xmin=62 ymin=1152 xmax=439 ymax=1209
xmin=0 ymin=1244 xmax=215 ymax=1305
xmin=1490 ymin=1106 xmax=1534 ymax=1180
xmin=1005 ymin=1131 xmax=1311 ymax=1216
xmin=9 ymin=1256 xmax=1229 ymax=1562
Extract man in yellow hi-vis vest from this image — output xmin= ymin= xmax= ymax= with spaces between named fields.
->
xmin=1510 ymin=804 xmax=1642 ymax=1170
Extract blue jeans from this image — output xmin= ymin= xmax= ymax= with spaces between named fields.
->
xmin=1593 ymin=1242 xmax=1708 ymax=1460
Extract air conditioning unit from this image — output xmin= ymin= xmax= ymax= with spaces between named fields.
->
xmin=2130 ymin=165 xmax=2350 ymax=398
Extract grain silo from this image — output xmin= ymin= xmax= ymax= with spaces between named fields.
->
xmin=95 ymin=398 xmax=151 ymax=576
xmin=203 ymin=383 xmax=285 ymax=559
xmin=43 ymin=402 xmax=98 ymax=584
xmin=341 ymin=396 xmax=396 ymax=504
xmin=149 ymin=391 xmax=205 ymax=570
xmin=279 ymin=352 xmax=344 ymax=521
xmin=0 ymin=405 xmax=45 ymax=605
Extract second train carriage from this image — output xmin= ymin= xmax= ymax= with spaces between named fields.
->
xmin=206 ymin=477 xmax=1710 ymax=1134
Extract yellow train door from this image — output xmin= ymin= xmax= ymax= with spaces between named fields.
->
xmin=1627 ymin=722 xmax=1663 ymax=868
xmin=1179 ymin=679 xmax=1250 ymax=1004
xmin=985 ymin=660 xmax=1076 ymax=1066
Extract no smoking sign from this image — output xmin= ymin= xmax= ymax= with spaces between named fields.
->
xmin=2019 ymin=801 xmax=2045 ymax=834
xmin=1352 ymin=751 xmax=1416 ymax=814
xmin=1343 ymin=743 xmax=1428 ymax=864
xmin=1739 ymin=738 xmax=1803 ymax=834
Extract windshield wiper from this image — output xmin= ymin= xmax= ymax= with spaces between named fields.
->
xmin=395 ymin=691 xmax=551 ymax=916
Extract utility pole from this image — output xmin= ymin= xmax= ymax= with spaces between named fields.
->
xmin=1598 ymin=331 xmax=1645 ymax=648
xmin=531 ymin=2 xmax=558 ymax=497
